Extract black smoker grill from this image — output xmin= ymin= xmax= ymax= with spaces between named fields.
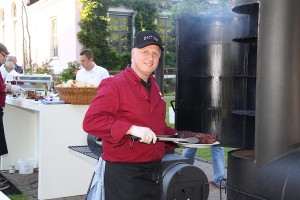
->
xmin=175 ymin=0 xmax=300 ymax=199
xmin=175 ymin=0 xmax=300 ymax=200
xmin=175 ymin=12 xmax=251 ymax=147
xmin=175 ymin=11 xmax=248 ymax=200
xmin=226 ymin=0 xmax=300 ymax=199
xmin=69 ymin=135 xmax=209 ymax=200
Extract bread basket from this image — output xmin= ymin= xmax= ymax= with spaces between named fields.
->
xmin=54 ymin=86 xmax=98 ymax=105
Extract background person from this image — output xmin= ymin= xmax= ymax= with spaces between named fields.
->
xmin=182 ymin=146 xmax=226 ymax=189
xmin=83 ymin=30 xmax=177 ymax=200
xmin=0 ymin=61 xmax=19 ymax=83
xmin=0 ymin=43 xmax=23 ymax=191
xmin=76 ymin=49 xmax=109 ymax=86
xmin=6 ymin=55 xmax=23 ymax=74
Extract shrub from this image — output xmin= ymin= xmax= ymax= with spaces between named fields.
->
xmin=60 ymin=61 xmax=80 ymax=83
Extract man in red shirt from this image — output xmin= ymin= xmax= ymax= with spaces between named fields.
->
xmin=0 ymin=43 xmax=10 ymax=157
xmin=83 ymin=30 xmax=177 ymax=200
xmin=0 ymin=44 xmax=24 ymax=157
xmin=0 ymin=44 xmax=25 ymax=191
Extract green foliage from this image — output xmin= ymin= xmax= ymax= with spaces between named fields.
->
xmin=164 ymin=81 xmax=169 ymax=94
xmin=171 ymin=0 xmax=208 ymax=17
xmin=164 ymin=77 xmax=176 ymax=95
xmin=77 ymin=0 xmax=231 ymax=71
xmin=7 ymin=194 xmax=27 ymax=200
xmin=109 ymin=1 xmax=160 ymax=31
xmin=35 ymin=60 xmax=54 ymax=75
xmin=77 ymin=0 xmax=162 ymax=70
xmin=60 ymin=61 xmax=80 ymax=83
xmin=170 ymin=0 xmax=232 ymax=20
xmin=165 ymin=52 xmax=176 ymax=68
xmin=77 ymin=0 xmax=119 ymax=70
xmin=129 ymin=1 xmax=159 ymax=31
xmin=115 ymin=52 xmax=131 ymax=70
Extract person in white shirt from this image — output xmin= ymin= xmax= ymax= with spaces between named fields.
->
xmin=6 ymin=55 xmax=23 ymax=73
xmin=76 ymin=49 xmax=109 ymax=86
xmin=0 ymin=61 xmax=19 ymax=83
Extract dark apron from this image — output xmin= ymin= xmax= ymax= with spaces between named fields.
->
xmin=0 ymin=108 xmax=8 ymax=156
xmin=104 ymin=160 xmax=162 ymax=200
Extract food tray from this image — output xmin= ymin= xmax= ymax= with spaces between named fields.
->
xmin=54 ymin=86 xmax=98 ymax=105
xmin=42 ymin=100 xmax=65 ymax=104
xmin=174 ymin=141 xmax=220 ymax=148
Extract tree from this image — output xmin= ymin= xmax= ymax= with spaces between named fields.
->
xmin=77 ymin=0 xmax=119 ymax=71
xmin=170 ymin=0 xmax=232 ymax=19
xmin=77 ymin=0 xmax=162 ymax=71
xmin=21 ymin=1 xmax=32 ymax=74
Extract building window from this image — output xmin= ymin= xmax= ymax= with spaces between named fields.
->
xmin=157 ymin=16 xmax=176 ymax=53
xmin=50 ymin=17 xmax=58 ymax=57
xmin=12 ymin=3 xmax=17 ymax=54
xmin=108 ymin=12 xmax=133 ymax=53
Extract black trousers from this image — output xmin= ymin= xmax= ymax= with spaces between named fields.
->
xmin=0 ymin=108 xmax=8 ymax=156
xmin=104 ymin=160 xmax=162 ymax=200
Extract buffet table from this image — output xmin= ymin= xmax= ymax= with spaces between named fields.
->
xmin=1 ymin=97 xmax=97 ymax=199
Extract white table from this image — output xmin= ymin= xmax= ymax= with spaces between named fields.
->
xmin=1 ymin=97 xmax=97 ymax=199
xmin=0 ymin=191 xmax=10 ymax=200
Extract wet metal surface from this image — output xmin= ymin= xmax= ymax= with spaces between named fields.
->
xmin=175 ymin=14 xmax=256 ymax=148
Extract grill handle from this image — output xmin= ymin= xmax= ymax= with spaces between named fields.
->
xmin=170 ymin=100 xmax=177 ymax=112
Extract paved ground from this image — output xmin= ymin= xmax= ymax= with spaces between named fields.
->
xmin=1 ymin=157 xmax=227 ymax=200
xmin=194 ymin=157 xmax=227 ymax=200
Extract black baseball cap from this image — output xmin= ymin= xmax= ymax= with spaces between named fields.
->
xmin=134 ymin=30 xmax=164 ymax=51
xmin=0 ymin=43 xmax=9 ymax=55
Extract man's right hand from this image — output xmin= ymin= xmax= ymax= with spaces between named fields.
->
xmin=128 ymin=125 xmax=157 ymax=144
xmin=10 ymin=85 xmax=25 ymax=93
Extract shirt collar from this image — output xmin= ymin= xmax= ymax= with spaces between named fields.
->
xmin=140 ymin=78 xmax=151 ymax=92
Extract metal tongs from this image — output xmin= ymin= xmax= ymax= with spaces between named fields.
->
xmin=132 ymin=135 xmax=199 ymax=144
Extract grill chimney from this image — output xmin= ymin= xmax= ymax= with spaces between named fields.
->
xmin=255 ymin=0 xmax=300 ymax=166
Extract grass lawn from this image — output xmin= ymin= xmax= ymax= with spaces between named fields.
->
xmin=164 ymin=96 xmax=235 ymax=167
xmin=174 ymin=147 xmax=235 ymax=167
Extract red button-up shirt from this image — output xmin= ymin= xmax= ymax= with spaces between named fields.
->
xmin=0 ymin=71 xmax=6 ymax=107
xmin=83 ymin=67 xmax=177 ymax=163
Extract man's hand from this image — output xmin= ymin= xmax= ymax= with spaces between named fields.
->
xmin=128 ymin=125 xmax=157 ymax=144
xmin=10 ymin=85 xmax=25 ymax=93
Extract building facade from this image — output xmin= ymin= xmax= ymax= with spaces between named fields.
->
xmin=0 ymin=0 xmax=84 ymax=73
xmin=0 ymin=0 xmax=176 ymax=73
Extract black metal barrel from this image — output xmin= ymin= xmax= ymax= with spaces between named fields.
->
xmin=175 ymin=13 xmax=252 ymax=148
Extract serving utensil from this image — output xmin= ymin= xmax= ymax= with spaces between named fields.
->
xmin=132 ymin=136 xmax=199 ymax=144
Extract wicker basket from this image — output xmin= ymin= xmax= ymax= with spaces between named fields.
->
xmin=54 ymin=86 xmax=98 ymax=105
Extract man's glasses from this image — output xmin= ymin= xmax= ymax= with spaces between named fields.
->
xmin=0 ymin=52 xmax=7 ymax=57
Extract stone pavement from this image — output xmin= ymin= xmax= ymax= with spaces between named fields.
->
xmin=1 ymin=157 xmax=226 ymax=200
xmin=193 ymin=157 xmax=227 ymax=200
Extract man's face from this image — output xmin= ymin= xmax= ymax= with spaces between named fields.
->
xmin=131 ymin=45 xmax=161 ymax=80
xmin=0 ymin=52 xmax=7 ymax=63
xmin=80 ymin=55 xmax=93 ymax=71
